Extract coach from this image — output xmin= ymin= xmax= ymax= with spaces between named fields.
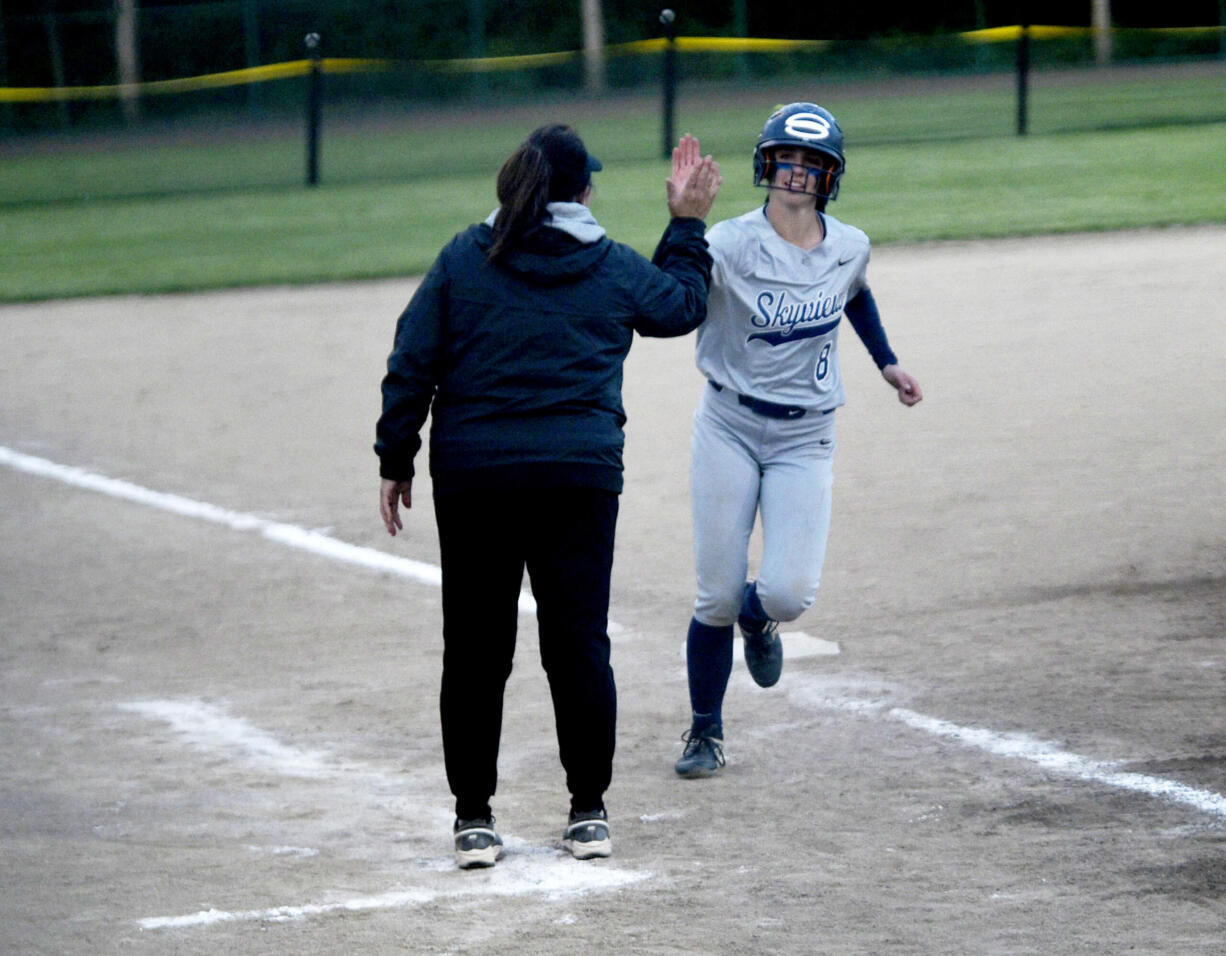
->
xmin=375 ymin=124 xmax=720 ymax=867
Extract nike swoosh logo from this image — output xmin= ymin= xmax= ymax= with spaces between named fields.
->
xmin=838 ymin=254 xmax=855 ymax=265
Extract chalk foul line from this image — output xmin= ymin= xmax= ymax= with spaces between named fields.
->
xmin=0 ymin=446 xmax=534 ymax=614
xmin=129 ymin=682 xmax=1226 ymax=931
xmin=789 ymin=678 xmax=1226 ymax=822
xmin=119 ymin=699 xmax=336 ymax=778
xmin=138 ymin=853 xmax=648 ymax=930
xmin=122 ymin=698 xmax=647 ymax=931
xmin=132 ymin=685 xmax=1226 ymax=931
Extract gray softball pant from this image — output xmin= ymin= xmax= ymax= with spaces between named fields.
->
xmin=690 ymin=381 xmax=836 ymax=627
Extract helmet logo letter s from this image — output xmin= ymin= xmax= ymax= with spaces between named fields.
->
xmin=782 ymin=113 xmax=831 ymax=142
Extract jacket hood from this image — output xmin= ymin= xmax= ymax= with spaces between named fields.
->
xmin=479 ymin=203 xmax=612 ymax=285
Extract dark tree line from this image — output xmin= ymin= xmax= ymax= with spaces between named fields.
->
xmin=1 ymin=1 xmax=1222 ymax=88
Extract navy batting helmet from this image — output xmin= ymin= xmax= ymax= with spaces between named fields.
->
xmin=753 ymin=102 xmax=846 ymax=202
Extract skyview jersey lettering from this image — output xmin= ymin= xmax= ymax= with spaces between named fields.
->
xmin=695 ymin=206 xmax=871 ymax=412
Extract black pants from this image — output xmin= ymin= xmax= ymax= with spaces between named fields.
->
xmin=433 ymin=485 xmax=619 ymax=821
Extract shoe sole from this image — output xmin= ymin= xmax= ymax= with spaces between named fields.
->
xmin=456 ymin=844 xmax=503 ymax=869
xmin=564 ymin=837 xmax=612 ymax=859
xmin=675 ymin=762 xmax=724 ymax=779
xmin=746 ymin=666 xmax=781 ymax=688
xmin=563 ymin=819 xmax=612 ymax=860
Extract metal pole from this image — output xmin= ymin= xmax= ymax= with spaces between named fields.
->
xmin=660 ymin=9 xmax=676 ymax=159
xmin=0 ymin=0 xmax=11 ymax=129
xmin=305 ymin=32 xmax=322 ymax=187
xmin=731 ymin=0 xmax=748 ymax=77
xmin=1016 ymin=20 xmax=1029 ymax=136
xmin=1219 ymin=0 xmax=1225 ymax=59
xmin=42 ymin=12 xmax=70 ymax=127
xmin=243 ymin=0 xmax=261 ymax=115
xmin=468 ymin=0 xmax=489 ymax=97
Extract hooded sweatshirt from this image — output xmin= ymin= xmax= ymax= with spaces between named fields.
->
xmin=376 ymin=204 xmax=712 ymax=494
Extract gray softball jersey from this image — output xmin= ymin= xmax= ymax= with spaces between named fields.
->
xmin=696 ymin=206 xmax=870 ymax=412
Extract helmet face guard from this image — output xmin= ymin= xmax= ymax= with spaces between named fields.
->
xmin=753 ymin=103 xmax=846 ymax=203
xmin=759 ymin=156 xmax=841 ymax=202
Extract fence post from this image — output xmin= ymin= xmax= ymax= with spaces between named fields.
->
xmin=1015 ymin=21 xmax=1029 ymax=136
xmin=582 ymin=0 xmax=606 ymax=95
xmin=468 ymin=0 xmax=490 ymax=98
xmin=1092 ymin=0 xmax=1112 ymax=65
xmin=660 ymin=9 xmax=676 ymax=159
xmin=42 ymin=12 xmax=70 ymax=127
xmin=115 ymin=0 xmax=141 ymax=123
xmin=304 ymin=32 xmax=322 ymax=187
xmin=0 ymin=2 xmax=11 ymax=129
xmin=243 ymin=0 xmax=261 ymax=115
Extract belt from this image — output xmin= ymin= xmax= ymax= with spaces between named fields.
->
xmin=709 ymin=380 xmax=827 ymax=420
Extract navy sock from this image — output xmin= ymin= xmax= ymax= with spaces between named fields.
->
xmin=686 ymin=617 xmax=733 ymax=733
xmin=741 ymin=581 xmax=770 ymax=627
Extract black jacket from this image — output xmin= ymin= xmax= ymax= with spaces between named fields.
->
xmin=376 ymin=214 xmax=712 ymax=493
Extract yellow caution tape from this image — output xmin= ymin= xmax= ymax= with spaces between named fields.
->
xmin=0 ymin=58 xmax=398 ymax=102
xmin=961 ymin=25 xmax=1092 ymax=43
xmin=430 ymin=49 xmax=579 ymax=73
xmin=1 ymin=28 xmax=1219 ymax=102
xmin=609 ymin=36 xmax=830 ymax=55
xmin=419 ymin=36 xmax=831 ymax=72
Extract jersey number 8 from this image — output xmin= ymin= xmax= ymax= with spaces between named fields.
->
xmin=815 ymin=342 xmax=832 ymax=382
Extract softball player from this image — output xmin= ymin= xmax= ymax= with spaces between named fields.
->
xmin=676 ymin=102 xmax=922 ymax=778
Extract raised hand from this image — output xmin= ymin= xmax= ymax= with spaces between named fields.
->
xmin=667 ymin=134 xmax=722 ymax=221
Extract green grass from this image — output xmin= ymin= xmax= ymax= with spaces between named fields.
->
xmin=2 ymin=68 xmax=1225 ymax=301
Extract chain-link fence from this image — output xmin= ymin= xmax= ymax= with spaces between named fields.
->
xmin=2 ymin=25 xmax=1224 ymax=205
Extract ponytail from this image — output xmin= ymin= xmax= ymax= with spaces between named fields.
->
xmin=487 ymin=123 xmax=598 ymax=264
xmin=487 ymin=142 xmax=552 ymax=264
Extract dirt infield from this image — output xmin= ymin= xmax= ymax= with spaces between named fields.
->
xmin=2 ymin=225 xmax=1224 ymax=954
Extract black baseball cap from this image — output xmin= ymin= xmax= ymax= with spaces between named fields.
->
xmin=529 ymin=124 xmax=602 ymax=202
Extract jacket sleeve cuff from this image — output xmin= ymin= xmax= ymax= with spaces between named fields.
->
xmin=378 ymin=457 xmax=416 ymax=481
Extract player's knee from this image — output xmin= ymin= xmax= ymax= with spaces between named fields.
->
xmin=694 ymin=590 xmax=741 ymax=628
xmin=758 ymin=582 xmax=817 ymax=623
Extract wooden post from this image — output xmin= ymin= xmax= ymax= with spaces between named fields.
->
xmin=1092 ymin=0 xmax=1112 ymax=66
xmin=582 ymin=0 xmax=606 ymax=95
xmin=114 ymin=0 xmax=140 ymax=123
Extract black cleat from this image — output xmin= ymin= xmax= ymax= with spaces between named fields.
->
xmin=674 ymin=727 xmax=726 ymax=778
xmin=739 ymin=583 xmax=783 ymax=687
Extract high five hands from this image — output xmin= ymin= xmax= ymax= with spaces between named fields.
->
xmin=667 ymin=134 xmax=722 ymax=221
